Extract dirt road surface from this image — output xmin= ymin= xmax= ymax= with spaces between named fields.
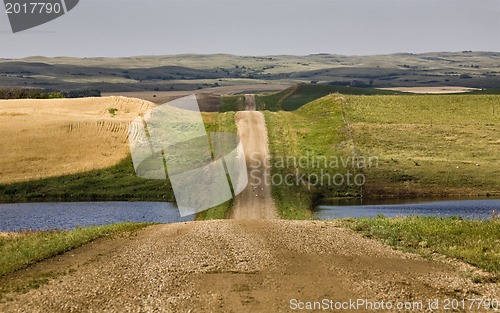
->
xmin=244 ymin=94 xmax=256 ymax=111
xmin=2 ymin=94 xmax=498 ymax=312
xmin=2 ymin=220 xmax=497 ymax=312
xmin=231 ymin=95 xmax=277 ymax=219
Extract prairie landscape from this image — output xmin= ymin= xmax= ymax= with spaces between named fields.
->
xmin=2 ymin=52 xmax=500 ymax=92
xmin=0 ymin=55 xmax=499 ymax=311
xmin=2 ymin=0 xmax=500 ymax=308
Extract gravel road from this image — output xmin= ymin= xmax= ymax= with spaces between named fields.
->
xmin=2 ymin=220 xmax=498 ymax=312
xmin=2 ymin=94 xmax=498 ymax=312
xmin=231 ymin=94 xmax=277 ymax=219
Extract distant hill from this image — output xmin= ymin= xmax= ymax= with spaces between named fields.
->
xmin=1 ymin=52 xmax=500 ymax=92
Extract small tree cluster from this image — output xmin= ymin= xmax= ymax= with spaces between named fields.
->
xmin=0 ymin=88 xmax=63 ymax=99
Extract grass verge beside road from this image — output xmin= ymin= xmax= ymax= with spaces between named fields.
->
xmin=263 ymin=96 xmax=360 ymax=219
xmin=344 ymin=216 xmax=500 ymax=279
xmin=196 ymin=200 xmax=233 ymax=220
xmin=264 ymin=111 xmax=313 ymax=219
xmin=0 ymin=223 xmax=152 ymax=277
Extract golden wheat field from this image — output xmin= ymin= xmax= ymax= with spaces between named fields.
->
xmin=0 ymin=97 xmax=154 ymax=184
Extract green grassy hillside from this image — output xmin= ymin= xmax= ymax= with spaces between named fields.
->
xmin=342 ymin=94 xmax=500 ymax=197
xmin=264 ymin=96 xmax=362 ymax=218
xmin=219 ymin=95 xmax=245 ymax=112
xmin=264 ymin=94 xmax=500 ymax=216
xmin=257 ymin=83 xmax=404 ymax=111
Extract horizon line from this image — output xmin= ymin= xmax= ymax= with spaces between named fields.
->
xmin=1 ymin=50 xmax=500 ymax=60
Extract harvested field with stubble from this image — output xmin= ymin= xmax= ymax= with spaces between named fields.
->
xmin=0 ymin=97 xmax=154 ymax=184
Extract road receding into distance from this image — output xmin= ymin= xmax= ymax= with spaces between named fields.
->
xmin=232 ymin=94 xmax=278 ymax=219
xmin=2 ymin=95 xmax=498 ymax=312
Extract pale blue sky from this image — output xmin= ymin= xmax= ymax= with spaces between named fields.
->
xmin=0 ymin=0 xmax=499 ymax=58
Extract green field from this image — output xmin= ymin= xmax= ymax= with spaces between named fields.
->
xmin=219 ymin=95 xmax=245 ymax=112
xmin=343 ymin=94 xmax=500 ymax=197
xmin=264 ymin=96 xmax=363 ymax=219
xmin=0 ymin=156 xmax=174 ymax=203
xmin=263 ymin=94 xmax=500 ymax=208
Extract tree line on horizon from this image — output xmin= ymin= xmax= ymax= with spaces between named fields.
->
xmin=0 ymin=88 xmax=101 ymax=100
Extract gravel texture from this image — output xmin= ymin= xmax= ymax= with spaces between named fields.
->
xmin=2 ymin=220 xmax=498 ymax=312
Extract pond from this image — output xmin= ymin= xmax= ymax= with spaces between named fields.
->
xmin=0 ymin=202 xmax=192 ymax=232
xmin=2 ymin=199 xmax=498 ymax=232
xmin=314 ymin=198 xmax=500 ymax=220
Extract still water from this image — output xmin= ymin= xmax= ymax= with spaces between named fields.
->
xmin=314 ymin=198 xmax=500 ymax=220
xmin=2 ymin=199 xmax=499 ymax=232
xmin=0 ymin=202 xmax=192 ymax=232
